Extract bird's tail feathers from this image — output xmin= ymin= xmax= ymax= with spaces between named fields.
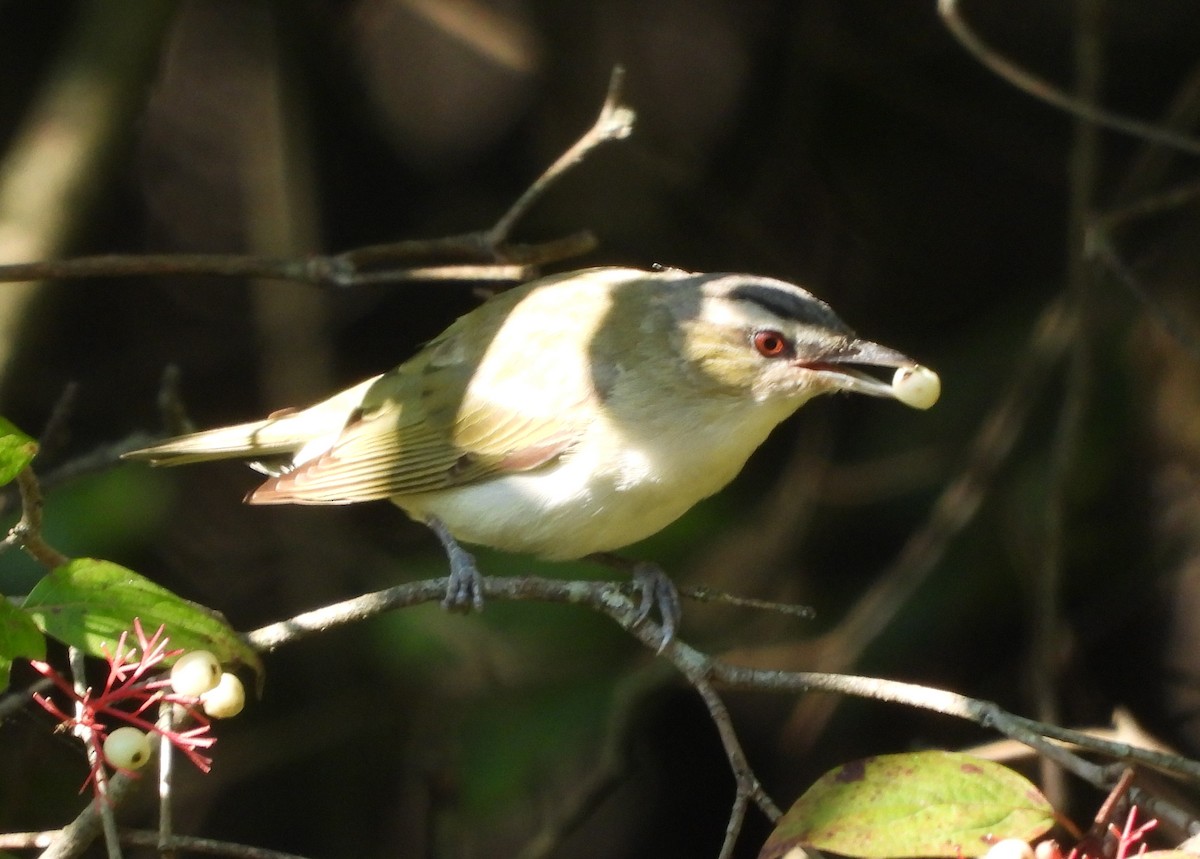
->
xmin=122 ymin=375 xmax=385 ymax=467
xmin=121 ymin=414 xmax=311 ymax=466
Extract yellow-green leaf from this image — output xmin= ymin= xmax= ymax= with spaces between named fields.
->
xmin=759 ymin=751 xmax=1054 ymax=859
xmin=0 ymin=417 xmax=37 ymax=486
xmin=22 ymin=558 xmax=263 ymax=683
xmin=0 ymin=597 xmax=46 ymax=691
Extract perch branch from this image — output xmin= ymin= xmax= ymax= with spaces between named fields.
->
xmin=20 ymin=569 xmax=1200 ymax=857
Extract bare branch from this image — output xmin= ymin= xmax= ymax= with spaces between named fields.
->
xmin=1 ymin=828 xmax=317 ymax=859
xmin=2 ymin=467 xmax=69 ymax=568
xmin=0 ymin=68 xmax=633 ymax=292
xmin=68 ymin=647 xmax=123 ymax=859
xmin=692 ymin=676 xmax=780 ymax=859
xmin=937 ymin=0 xmax=1200 ymax=157
xmin=0 ymin=253 xmax=532 ymax=289
xmin=487 ymin=66 xmax=636 ymax=246
xmin=24 ymin=567 xmax=1200 ymax=857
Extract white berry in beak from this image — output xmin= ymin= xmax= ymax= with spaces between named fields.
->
xmin=891 ymin=365 xmax=941 ymax=410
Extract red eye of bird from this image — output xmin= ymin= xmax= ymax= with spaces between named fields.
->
xmin=753 ymin=330 xmax=790 ymax=358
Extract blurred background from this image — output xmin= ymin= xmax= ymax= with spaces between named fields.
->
xmin=1 ymin=0 xmax=1199 ymax=856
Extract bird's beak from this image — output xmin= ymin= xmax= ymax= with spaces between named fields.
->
xmin=798 ymin=338 xmax=916 ymax=400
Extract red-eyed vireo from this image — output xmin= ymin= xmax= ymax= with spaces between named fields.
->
xmin=124 ymin=266 xmax=939 ymax=643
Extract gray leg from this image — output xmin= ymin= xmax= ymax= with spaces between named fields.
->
xmin=426 ymin=516 xmax=484 ymax=612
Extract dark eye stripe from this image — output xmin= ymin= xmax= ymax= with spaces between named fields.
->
xmin=728 ymin=282 xmax=850 ymax=332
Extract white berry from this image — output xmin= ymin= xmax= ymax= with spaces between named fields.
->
xmin=200 ymin=672 xmax=246 ymax=719
xmin=170 ymin=650 xmax=221 ymax=697
xmin=984 ymin=840 xmax=1035 ymax=859
xmin=103 ymin=726 xmax=152 ymax=770
xmin=892 ymin=364 xmax=941 ymax=410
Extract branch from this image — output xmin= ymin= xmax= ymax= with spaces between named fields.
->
xmin=486 ymin=66 xmax=635 ymax=247
xmin=0 ymin=828 xmax=316 ymax=859
xmin=248 ymin=574 xmax=1200 ymax=840
xmin=23 ymin=568 xmax=1200 ymax=857
xmin=937 ymin=0 xmax=1200 ymax=157
xmin=0 ymin=67 xmax=635 ymax=290
xmin=692 ymin=675 xmax=781 ymax=859
xmin=68 ymin=647 xmax=123 ymax=859
xmin=2 ymin=467 xmax=69 ymax=568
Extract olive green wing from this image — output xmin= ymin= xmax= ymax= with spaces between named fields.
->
xmin=248 ymin=323 xmax=595 ymax=505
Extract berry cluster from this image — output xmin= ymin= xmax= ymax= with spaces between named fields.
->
xmin=30 ymin=619 xmax=244 ymax=790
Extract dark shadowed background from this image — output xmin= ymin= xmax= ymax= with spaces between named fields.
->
xmin=2 ymin=1 xmax=1199 ymax=856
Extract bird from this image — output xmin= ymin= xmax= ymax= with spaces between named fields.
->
xmin=123 ymin=266 xmax=939 ymax=644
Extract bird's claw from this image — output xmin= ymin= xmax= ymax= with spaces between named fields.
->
xmin=631 ymin=562 xmax=681 ymax=651
xmin=428 ymin=516 xmax=485 ymax=613
xmin=442 ymin=550 xmax=484 ymax=613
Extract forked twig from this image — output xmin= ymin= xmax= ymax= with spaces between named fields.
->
xmin=487 ymin=66 xmax=635 ymax=246
xmin=0 ymin=68 xmax=635 ymax=291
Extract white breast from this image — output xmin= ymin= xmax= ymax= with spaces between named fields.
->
xmin=394 ymin=396 xmax=800 ymax=559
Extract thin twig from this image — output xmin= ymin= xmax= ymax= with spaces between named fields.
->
xmin=1114 ymin=61 xmax=1200 ymax=202
xmin=157 ymin=703 xmax=177 ymax=857
xmin=3 ymin=467 xmax=69 ymax=568
xmin=246 ymin=570 xmax=1200 ymax=837
xmin=692 ymin=675 xmax=781 ymax=859
xmin=0 ymin=68 xmax=634 ymax=291
xmin=1096 ymin=178 xmax=1200 ymax=233
xmin=0 ymin=254 xmax=531 ymax=288
xmin=68 ymin=647 xmax=123 ymax=859
xmin=1 ymin=829 xmax=316 ymax=859
xmin=249 ymin=574 xmax=1200 ymax=780
xmin=243 ymin=573 xmax=1200 ymax=792
xmin=682 ymin=586 xmax=815 ymax=620
xmin=487 ymin=66 xmax=636 ymax=246
xmin=937 ymin=0 xmax=1200 ymax=157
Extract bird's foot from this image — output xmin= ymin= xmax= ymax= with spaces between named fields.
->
xmin=589 ymin=553 xmax=682 ymax=649
xmin=427 ymin=517 xmax=485 ymax=613
xmin=443 ymin=550 xmax=483 ymax=613
xmin=632 ymin=562 xmax=681 ymax=649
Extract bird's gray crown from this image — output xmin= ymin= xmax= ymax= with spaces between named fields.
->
xmin=719 ymin=276 xmax=851 ymax=333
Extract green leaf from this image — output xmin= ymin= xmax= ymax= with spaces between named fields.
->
xmin=0 ymin=417 xmax=37 ymax=486
xmin=0 ymin=597 xmax=46 ymax=691
xmin=759 ymin=751 xmax=1054 ymax=859
xmin=23 ymin=558 xmax=263 ymax=683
